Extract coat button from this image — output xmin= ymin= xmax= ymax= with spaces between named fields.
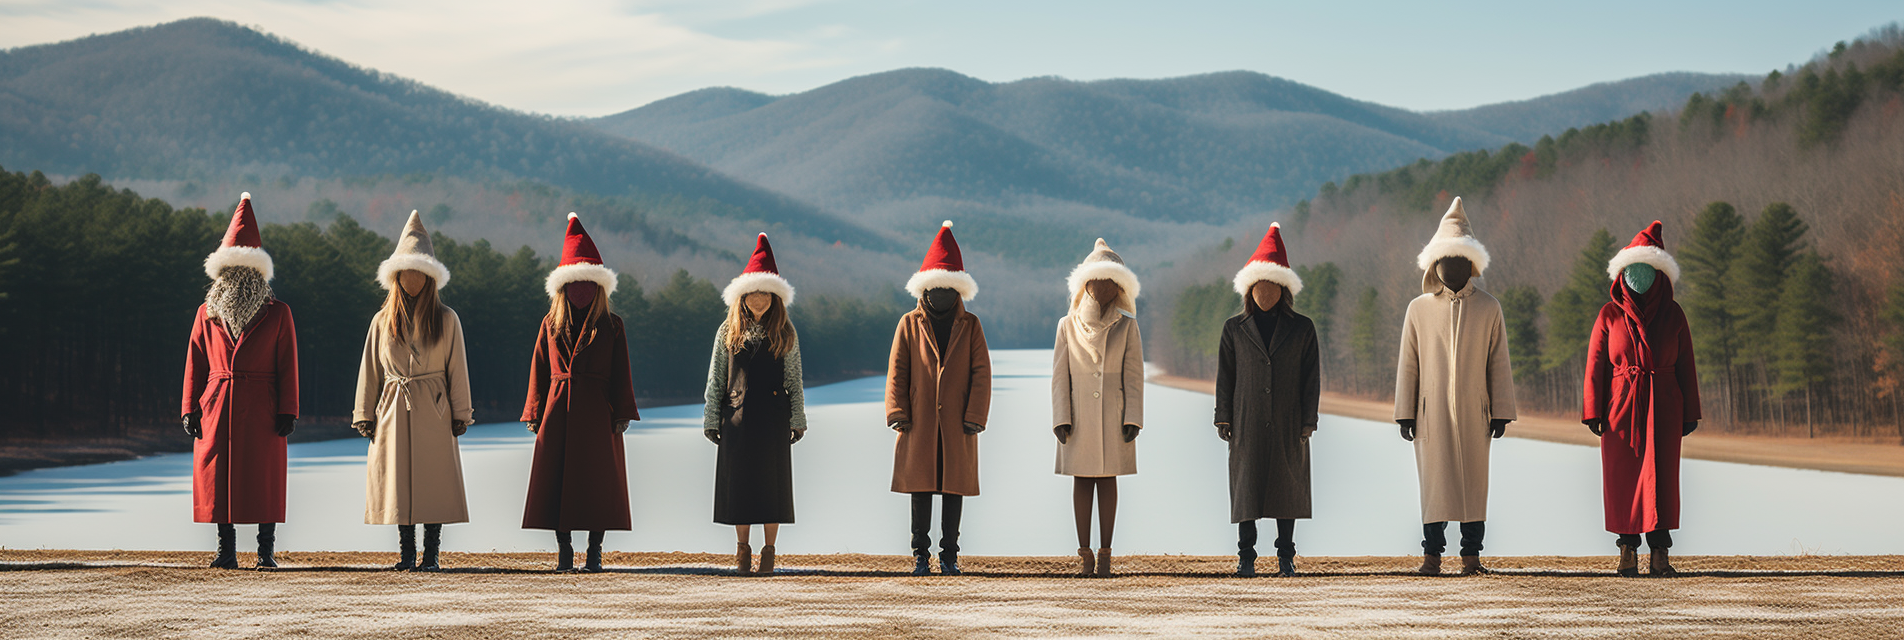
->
xmin=1093 ymin=392 xmax=1100 ymax=398
xmin=1094 ymin=372 xmax=1101 ymax=378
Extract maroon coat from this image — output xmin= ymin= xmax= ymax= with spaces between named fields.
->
xmin=520 ymin=313 xmax=640 ymax=531
xmin=182 ymin=301 xmax=300 ymax=524
xmin=1582 ymin=280 xmax=1701 ymax=535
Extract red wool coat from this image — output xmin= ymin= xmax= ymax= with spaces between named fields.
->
xmin=1582 ymin=285 xmax=1701 ymax=535
xmin=181 ymin=301 xmax=300 ymax=524
xmin=520 ymin=313 xmax=640 ymax=531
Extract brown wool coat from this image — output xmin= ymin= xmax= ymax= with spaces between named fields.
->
xmin=885 ymin=303 xmax=993 ymax=496
xmin=353 ymin=307 xmax=474 ymax=526
xmin=520 ymin=313 xmax=641 ymax=531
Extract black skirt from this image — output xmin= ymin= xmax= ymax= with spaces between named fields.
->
xmin=713 ymin=342 xmax=796 ymax=525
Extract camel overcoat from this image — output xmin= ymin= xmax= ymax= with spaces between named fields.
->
xmin=1051 ymin=300 xmax=1144 ymax=477
xmin=1583 ymin=281 xmax=1701 ymax=534
xmin=1214 ymin=307 xmax=1321 ymax=522
xmin=520 ymin=313 xmax=641 ymax=531
xmin=182 ymin=301 xmax=299 ymax=524
xmin=886 ymin=302 xmax=992 ymax=496
xmin=353 ymin=307 xmax=474 ymax=525
xmin=1393 ymin=280 xmax=1517 ymax=524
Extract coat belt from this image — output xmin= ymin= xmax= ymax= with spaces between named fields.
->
xmin=209 ymin=370 xmax=276 ymax=381
xmin=550 ymin=372 xmax=605 ymax=381
xmin=383 ymin=370 xmax=446 ymax=412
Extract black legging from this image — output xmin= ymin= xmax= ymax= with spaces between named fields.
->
xmin=1073 ymin=477 xmax=1118 ymax=549
xmin=1238 ymin=519 xmax=1296 ymax=559
xmin=910 ymin=493 xmax=962 ymax=556
xmin=1617 ymin=530 xmax=1673 ymax=550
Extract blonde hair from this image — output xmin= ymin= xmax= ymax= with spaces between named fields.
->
xmin=723 ymin=292 xmax=794 ymax=358
xmin=382 ymin=275 xmax=444 ymax=346
xmin=548 ymin=285 xmax=610 ymax=338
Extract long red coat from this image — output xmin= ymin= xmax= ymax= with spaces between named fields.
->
xmin=520 ymin=313 xmax=640 ymax=531
xmin=1582 ymin=282 xmax=1701 ymax=534
xmin=182 ymin=301 xmax=300 ymax=524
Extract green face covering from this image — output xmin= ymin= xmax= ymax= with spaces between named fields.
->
xmin=1623 ymin=263 xmax=1657 ymax=294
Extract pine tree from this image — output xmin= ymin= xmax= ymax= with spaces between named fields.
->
xmin=1348 ymin=286 xmax=1384 ymax=393
xmin=1730 ymin=203 xmax=1810 ymax=370
xmin=1498 ymin=286 xmax=1544 ymax=383
xmin=1773 ymin=252 xmax=1837 ymax=435
xmin=1542 ymin=229 xmax=1616 ymax=372
xmin=1170 ymin=280 xmax=1240 ymax=362
xmin=1679 ymin=202 xmax=1745 ymax=386
xmin=1293 ymin=262 xmax=1342 ymax=365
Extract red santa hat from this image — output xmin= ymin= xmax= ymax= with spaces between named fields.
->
xmin=1605 ymin=220 xmax=1681 ymax=282
xmin=905 ymin=220 xmax=978 ymax=301
xmin=544 ymin=212 xmax=619 ymax=299
xmin=1067 ymin=238 xmax=1140 ymax=312
xmin=723 ymin=233 xmax=796 ymax=307
xmin=1232 ymin=222 xmax=1303 ymax=296
xmin=203 ymin=192 xmax=274 ymax=281
xmin=377 ymin=209 xmax=452 ymax=290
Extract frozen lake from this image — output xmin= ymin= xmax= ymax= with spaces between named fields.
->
xmin=3 ymin=349 xmax=1901 ymax=556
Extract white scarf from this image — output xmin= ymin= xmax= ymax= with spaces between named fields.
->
xmin=1067 ymin=294 xmax=1122 ymax=364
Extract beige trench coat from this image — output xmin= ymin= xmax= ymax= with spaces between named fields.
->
xmin=353 ymin=307 xmax=474 ymax=525
xmin=1393 ymin=279 xmax=1517 ymax=524
xmin=1051 ymin=300 xmax=1144 ymax=477
xmin=885 ymin=302 xmax=993 ymax=496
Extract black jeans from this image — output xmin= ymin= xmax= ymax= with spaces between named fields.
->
xmin=1616 ymin=530 xmax=1673 ymax=550
xmin=910 ymin=493 xmax=963 ymax=556
xmin=1422 ymin=521 xmax=1484 ymax=556
xmin=1238 ymin=519 xmax=1296 ymax=560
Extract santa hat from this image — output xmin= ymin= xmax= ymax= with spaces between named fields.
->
xmin=377 ymin=210 xmax=452 ymax=291
xmin=1605 ymin=220 xmax=1681 ymax=282
xmin=1231 ymin=223 xmax=1303 ymax=297
xmin=1067 ymin=238 xmax=1140 ymax=312
xmin=203 ymin=192 xmax=274 ymax=281
xmin=723 ymin=233 xmax=796 ymax=307
xmin=1416 ymin=197 xmax=1491 ymax=275
xmin=544 ymin=212 xmax=619 ymax=299
xmin=905 ymin=220 xmax=978 ymax=301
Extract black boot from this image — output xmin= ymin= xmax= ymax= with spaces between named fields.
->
xmin=1277 ymin=555 xmax=1296 ymax=578
xmin=255 ymin=523 xmax=278 ymax=569
xmin=209 ymin=524 xmax=238 ymax=569
xmin=581 ymin=531 xmax=605 ymax=573
xmin=912 ymin=553 xmax=931 ymax=576
xmin=392 ymin=524 xmax=417 ymax=571
xmin=415 ymin=524 xmax=441 ymax=572
xmin=939 ymin=551 xmax=961 ymax=576
xmin=555 ymin=531 xmax=575 ymax=572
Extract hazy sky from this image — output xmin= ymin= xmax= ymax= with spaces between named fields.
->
xmin=2 ymin=1 xmax=1898 ymax=117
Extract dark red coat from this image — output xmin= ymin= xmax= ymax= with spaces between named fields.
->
xmin=1582 ymin=285 xmax=1701 ymax=535
xmin=520 ymin=313 xmax=640 ymax=531
xmin=182 ymin=301 xmax=300 ymax=524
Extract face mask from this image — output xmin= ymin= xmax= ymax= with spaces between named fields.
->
xmin=1623 ymin=264 xmax=1656 ymax=294
xmin=924 ymin=288 xmax=959 ymax=313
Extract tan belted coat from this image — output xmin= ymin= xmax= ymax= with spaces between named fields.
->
xmin=353 ymin=307 xmax=474 ymax=525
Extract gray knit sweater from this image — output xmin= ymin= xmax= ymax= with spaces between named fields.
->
xmin=702 ymin=322 xmax=808 ymax=433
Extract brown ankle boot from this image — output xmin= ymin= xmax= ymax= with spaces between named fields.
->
xmin=757 ymin=545 xmax=775 ymax=574
xmin=1617 ymin=544 xmax=1640 ymax=577
xmin=1417 ymin=554 xmax=1442 ymax=576
xmin=1096 ymin=548 xmax=1113 ymax=578
xmin=1649 ymin=548 xmax=1677 ymax=577
xmin=735 ymin=542 xmax=753 ymax=575
xmin=1458 ymin=555 xmax=1488 ymax=576
xmin=1077 ymin=548 xmax=1095 ymax=577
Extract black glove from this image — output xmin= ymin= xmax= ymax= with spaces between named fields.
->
xmin=613 ymin=420 xmax=630 ymax=434
xmin=704 ymin=428 xmax=721 ymax=444
xmin=353 ymin=421 xmax=375 ymax=438
xmin=1122 ymin=424 xmax=1140 ymax=442
xmin=183 ymin=413 xmax=202 ymax=439
xmin=963 ymin=421 xmax=985 ymax=435
xmin=1489 ymin=419 xmax=1510 ymax=439
xmin=1586 ymin=419 xmax=1607 ymax=436
xmin=890 ymin=421 xmax=910 ymax=433
xmin=1302 ymin=425 xmax=1316 ymax=439
xmin=1398 ymin=419 xmax=1416 ymax=442
xmin=1054 ymin=424 xmax=1072 ymax=444
xmin=451 ymin=420 xmax=468 ymax=437
xmin=526 ymin=421 xmax=540 ymax=434
xmin=274 ymin=414 xmax=296 ymax=438
xmin=1216 ymin=423 xmax=1233 ymax=442
xmin=790 ymin=429 xmax=804 ymax=444
xmin=1683 ymin=421 xmax=1698 ymax=436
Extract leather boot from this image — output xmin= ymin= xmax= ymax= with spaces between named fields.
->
xmin=1096 ymin=548 xmax=1113 ymax=578
xmin=1458 ymin=555 xmax=1487 ymax=576
xmin=255 ymin=524 xmax=279 ymax=569
xmin=911 ymin=553 xmax=931 ymax=576
xmin=555 ymin=532 xmax=574 ymax=572
xmin=758 ymin=545 xmax=776 ymax=575
xmin=209 ymin=524 xmax=238 ymax=569
xmin=939 ymin=550 xmax=961 ymax=576
xmin=1277 ymin=555 xmax=1296 ymax=578
xmin=1236 ymin=554 xmax=1256 ymax=578
xmin=392 ymin=524 xmax=417 ymax=571
xmin=736 ymin=542 xmax=754 ymax=575
xmin=1649 ymin=548 xmax=1677 ymax=577
xmin=1079 ymin=548 xmax=1098 ymax=577
xmin=1617 ymin=543 xmax=1640 ymax=578
xmin=416 ymin=524 xmax=441 ymax=572
xmin=1416 ymin=554 xmax=1441 ymax=576
xmin=581 ymin=531 xmax=604 ymax=574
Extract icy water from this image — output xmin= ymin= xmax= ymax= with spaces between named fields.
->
xmin=3 ymin=349 xmax=1902 ymax=556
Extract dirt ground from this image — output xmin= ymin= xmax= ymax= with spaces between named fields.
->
xmin=4 ymin=551 xmax=1901 ymax=638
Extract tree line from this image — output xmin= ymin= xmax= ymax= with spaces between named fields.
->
xmin=0 ymin=167 xmax=907 ymax=444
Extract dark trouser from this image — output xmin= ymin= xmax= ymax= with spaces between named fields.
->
xmin=1423 ymin=521 xmax=1484 ymax=556
xmin=1238 ymin=519 xmax=1297 ymax=560
xmin=910 ymin=492 xmax=963 ymax=556
xmin=1616 ymin=530 xmax=1673 ymax=550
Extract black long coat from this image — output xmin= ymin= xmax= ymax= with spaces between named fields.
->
xmin=713 ymin=339 xmax=797 ymax=525
xmin=1213 ymin=308 xmax=1321 ymax=522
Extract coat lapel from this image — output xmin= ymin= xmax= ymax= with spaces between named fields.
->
xmin=1237 ymin=315 xmax=1271 ymax=360
xmin=1262 ymin=312 xmax=1295 ymax=360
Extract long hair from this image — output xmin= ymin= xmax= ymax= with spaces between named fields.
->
xmin=549 ymin=285 xmax=611 ymax=338
xmin=382 ymin=276 xmax=445 ymax=346
xmin=723 ymin=292 xmax=795 ymax=358
xmin=1243 ymin=285 xmax=1294 ymax=316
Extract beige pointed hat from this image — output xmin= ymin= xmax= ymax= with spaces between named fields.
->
xmin=1066 ymin=238 xmax=1140 ymax=312
xmin=377 ymin=209 xmax=451 ymax=290
xmin=1415 ymin=197 xmax=1491 ymax=274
